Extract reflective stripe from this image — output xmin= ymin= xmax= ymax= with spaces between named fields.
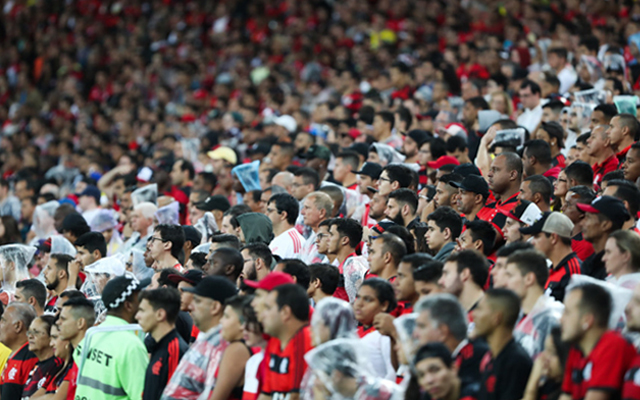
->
xmin=77 ymin=375 xmax=127 ymax=396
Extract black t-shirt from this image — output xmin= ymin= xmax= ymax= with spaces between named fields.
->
xmin=477 ymin=339 xmax=532 ymax=400
xmin=455 ymin=338 xmax=490 ymax=397
xmin=581 ymin=251 xmax=606 ymax=280
xmin=22 ymin=356 xmax=64 ymax=398
xmin=143 ymin=329 xmax=189 ymax=400
xmin=175 ymin=311 xmax=193 ymax=344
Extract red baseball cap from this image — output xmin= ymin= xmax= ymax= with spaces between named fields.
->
xmin=426 ymin=155 xmax=460 ymax=170
xmin=244 ymin=272 xmax=294 ymax=291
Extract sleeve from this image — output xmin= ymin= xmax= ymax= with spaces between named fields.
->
xmin=588 ymin=340 xmax=635 ymax=392
xmin=562 ymin=351 xmax=576 ymax=394
xmin=498 ymin=355 xmax=532 ymax=400
xmin=2 ymin=381 xmax=25 ymax=399
xmin=119 ymin=341 xmax=149 ymax=399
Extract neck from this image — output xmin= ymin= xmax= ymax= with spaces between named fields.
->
xmin=377 ymin=130 xmax=392 ymax=141
xmin=590 ymin=234 xmax=608 ymax=253
xmin=274 ymin=224 xmax=291 ymax=238
xmin=156 ymin=253 xmax=179 ymax=269
xmin=579 ymin=327 xmax=606 ymax=356
xmin=623 ymin=219 xmax=636 ymax=231
xmin=34 ymin=346 xmax=55 ymax=361
xmin=278 ymin=320 xmax=307 ymax=349
xmin=256 ymin=267 xmax=271 ymax=281
xmin=594 ymin=149 xmax=615 ymax=165
xmin=313 ymin=291 xmax=332 ymax=304
xmin=613 ymin=137 xmax=634 ymax=153
xmin=378 ymin=264 xmax=398 ymax=281
xmin=534 ymin=164 xmax=552 ymax=176
xmin=342 ymin=175 xmax=357 ymax=188
xmin=459 ymin=285 xmax=484 ymax=312
xmin=521 ymin=288 xmax=544 ymax=315
xmin=70 ymin=330 xmax=87 ymax=348
xmin=549 ymin=246 xmax=573 ymax=269
xmin=444 ymin=336 xmax=462 ymax=354
xmin=536 ymin=201 xmax=551 ymax=213
xmin=151 ymin=323 xmax=175 ymax=343
xmin=405 ymin=155 xmax=418 ymax=164
xmin=403 ymin=214 xmax=417 ymax=227
xmin=200 ymin=315 xmax=222 ymax=333
xmin=7 ymin=336 xmax=27 ymax=353
xmin=443 ymin=378 xmax=462 ymax=400
xmin=498 ymin=185 xmax=520 ymax=202
xmin=466 ymin=204 xmax=484 ymax=221
xmin=615 ymin=264 xmax=636 ymax=279
xmin=55 ymin=280 xmax=69 ymax=296
xmin=487 ymin=329 xmax=513 ymax=358
xmin=336 ymin=247 xmax=355 ymax=263
xmin=326 ymin=254 xmax=337 ymax=264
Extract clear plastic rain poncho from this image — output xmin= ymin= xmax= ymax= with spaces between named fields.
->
xmin=192 ymin=242 xmax=211 ymax=254
xmin=570 ymin=102 xmax=596 ymax=133
xmin=131 ymin=183 xmax=158 ymax=206
xmin=342 ymin=256 xmax=369 ymax=304
xmin=50 ymin=236 xmax=77 ymax=257
xmin=81 ymin=256 xmax=127 ymax=321
xmin=232 ymin=160 xmax=261 ymax=191
xmin=303 ymin=339 xmax=401 ymax=400
xmin=89 ymin=209 xmax=123 ymax=256
xmin=393 ymin=314 xmax=419 ymax=368
xmin=369 ymin=143 xmax=406 ymax=166
xmin=180 ymin=137 xmax=201 ymax=165
xmin=577 ymin=56 xmax=605 ymax=89
xmin=31 ymin=201 xmax=59 ymax=242
xmin=513 ymin=295 xmax=564 ymax=359
xmin=155 ymin=201 xmax=180 ymax=225
xmin=490 ymin=128 xmax=526 ymax=152
xmin=311 ymin=297 xmax=358 ymax=345
xmin=122 ymin=248 xmax=154 ymax=282
xmin=566 ymin=274 xmax=632 ymax=331
xmin=0 ymin=244 xmax=37 ymax=297
xmin=193 ymin=212 xmax=218 ymax=244
xmin=573 ymin=87 xmax=606 ymax=105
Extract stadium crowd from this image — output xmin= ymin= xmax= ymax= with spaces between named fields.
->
xmin=4 ymin=0 xmax=640 ymax=399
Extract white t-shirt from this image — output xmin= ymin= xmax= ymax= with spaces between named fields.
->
xmin=360 ymin=329 xmax=396 ymax=381
xmin=270 ymin=227 xmax=305 ymax=259
xmin=301 ymin=231 xmax=328 ymax=265
xmin=243 ymin=350 xmax=264 ymax=399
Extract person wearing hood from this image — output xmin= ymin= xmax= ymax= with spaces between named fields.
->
xmin=235 ymin=212 xmax=274 ymax=246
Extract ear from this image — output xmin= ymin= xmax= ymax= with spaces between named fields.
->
xmin=391 ymin=182 xmax=400 ymax=191
xmin=280 ymin=211 xmax=288 ymax=223
xmin=92 ymin=249 xmax=101 ymax=260
xmin=156 ymin=307 xmax=167 ymax=323
xmin=524 ymin=271 xmax=537 ymax=287
xmin=459 ymin=267 xmax=471 ymax=282
xmin=473 ymin=239 xmax=483 ymax=252
xmin=225 ymin=264 xmax=235 ymax=276
xmin=383 ymin=251 xmax=392 ymax=265
xmin=474 ymin=194 xmax=483 ymax=205
xmin=443 ymin=227 xmax=451 ymax=241
xmin=601 ymin=219 xmax=613 ymax=232
xmin=402 ymin=204 xmax=410 ymax=216
xmin=509 ymin=169 xmax=518 ymax=181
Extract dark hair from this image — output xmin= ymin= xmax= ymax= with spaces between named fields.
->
xmin=388 ymin=189 xmax=419 ymax=215
xmin=175 ymin=159 xmax=195 ymax=180
xmin=524 ymin=139 xmax=552 ymax=165
xmin=568 ymin=185 xmax=596 ymax=203
xmin=376 ymin=233 xmax=408 ymax=266
xmin=329 ymin=219 xmax=363 ymax=249
xmin=293 ymin=167 xmax=320 ymax=190
xmin=37 ymin=315 xmax=57 ymax=335
xmin=225 ymin=295 xmax=252 ymax=325
xmin=50 ymin=253 xmax=74 ymax=274
xmin=571 ymin=283 xmax=612 ymax=328
xmin=486 ymin=288 xmax=522 ymax=328
xmin=336 ymin=151 xmax=360 ymax=171
xmin=602 ymin=170 xmax=625 ymax=184
xmin=607 ymin=179 xmax=640 ymax=217
xmin=564 ymin=161 xmax=594 ymax=187
xmin=414 ymin=342 xmax=453 ymax=368
xmin=273 ymin=141 xmax=295 ymax=156
xmin=154 ymin=224 xmax=186 ymax=259
xmin=495 ymin=241 xmax=534 ymax=258
xmin=241 ymin=243 xmax=273 ymax=269
xmin=197 ymin=172 xmax=218 ymax=191
xmin=425 ymin=137 xmax=447 ymax=160
xmin=427 ymin=207 xmax=463 ymax=239
xmin=268 ymin=193 xmax=299 ymax=226
xmin=383 ymin=165 xmax=413 ymax=188
xmin=376 ymin=111 xmax=395 ymax=130
xmin=223 ymin=204 xmax=252 ymax=227
xmin=446 ymin=250 xmax=489 ymax=288
xmin=525 ymin=175 xmax=552 ymax=206
xmin=210 ymin=233 xmax=241 ymax=250
xmin=464 ymin=220 xmax=496 ymax=256
xmin=59 ymin=290 xmax=86 ymax=302
xmin=412 ymin=259 xmax=443 ymax=283
xmin=615 ymin=113 xmax=640 ymax=141
xmin=74 ymin=232 xmax=107 ymax=258
xmin=274 ymin=284 xmax=310 ymax=321
xmin=594 ymin=104 xmax=618 ymax=120
xmin=386 ymin=225 xmax=415 ymax=254
xmin=576 ymin=132 xmax=590 ymax=145
xmin=189 ymin=252 xmax=207 ymax=270
xmin=0 ymin=216 xmax=20 ymax=245
xmin=506 ymin=250 xmax=549 ymax=288
xmin=446 ymin=136 xmax=467 ymax=153
xmin=16 ymin=279 xmax=47 ymax=310
xmin=309 ymin=263 xmax=340 ymax=295
xmin=62 ymin=296 xmax=96 ymax=327
xmin=360 ymin=278 xmax=397 ymax=312
xmin=278 ymin=259 xmax=310 ymax=289
xmin=540 ymin=121 xmax=565 ymax=149
xmin=139 ymin=287 xmax=182 ymax=324
xmin=520 ymin=79 xmax=541 ymax=95
xmin=548 ymin=47 xmax=568 ymax=60
xmin=212 ymin=247 xmax=244 ymax=281
xmin=467 ymin=96 xmax=490 ymax=110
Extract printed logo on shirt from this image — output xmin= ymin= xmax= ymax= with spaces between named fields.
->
xmin=8 ymin=367 xmax=17 ymax=380
xmin=269 ymin=354 xmax=290 ymax=374
xmin=583 ymin=362 xmax=593 ymax=381
xmin=152 ymin=358 xmax=163 ymax=375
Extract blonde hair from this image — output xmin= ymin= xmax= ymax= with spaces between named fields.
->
xmin=610 ymin=230 xmax=640 ymax=272
xmin=490 ymin=91 xmax=514 ymax=116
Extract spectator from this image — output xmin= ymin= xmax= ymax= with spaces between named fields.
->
xmin=535 ymin=122 xmax=566 ymax=168
xmin=588 ymin=125 xmax=619 ymax=187
xmin=426 ymin=206 xmax=463 ymax=261
xmin=307 ymin=263 xmax=340 ymax=304
xmin=522 ymin=326 xmax=570 ymax=400
xmin=42 ymin=253 xmax=75 ymax=313
xmin=602 ymin=230 xmax=640 ymax=289
xmin=623 ymin=142 xmax=640 ymax=184
xmin=439 ymin=250 xmax=488 ymax=315
xmin=608 ymin=114 xmax=640 ymax=166
xmin=601 ymin=179 xmax=640 ymax=231
xmin=60 ymin=213 xmax=90 ymax=244
xmin=519 ymin=175 xmax=553 ymax=212
xmin=413 ymin=258 xmax=444 ymax=299
xmin=491 ymin=242 xmax=534 ymax=289
xmin=386 ymin=189 xmax=419 ymax=228
xmin=589 ymin=104 xmax=618 ymax=131
xmin=327 ymin=218 xmax=367 ymax=303
xmin=517 ymin=80 xmax=543 ymax=134
xmin=14 ymin=279 xmax=46 ymax=316
xmin=124 ymin=202 xmax=158 ymax=253
xmin=0 ymin=178 xmax=21 ymax=222
xmin=22 ymin=315 xmax=62 ymax=398
xmin=367 ymin=232 xmax=407 ymax=281
xmin=561 ymin=186 xmax=596 ymax=261
xmin=413 ymin=343 xmax=475 ymax=400
xmin=300 ymin=192 xmax=333 ymax=264
xmin=433 ymin=173 xmax=463 ymax=210
xmin=522 ymin=140 xmax=561 ymax=180
xmin=267 ymin=193 xmax=305 ymax=260
xmin=0 ymin=216 xmax=20 ymax=245
xmin=240 ymin=243 xmax=273 ymax=283
xmin=333 ymin=151 xmax=361 ymax=191
xmin=456 ymin=220 xmax=496 ymax=257
xmin=0 ymin=303 xmax=37 ymax=398
xmin=563 ymin=161 xmax=594 ymax=188
xmin=205 ymin=248 xmax=243 ymax=284
xmin=487 ymin=152 xmax=524 ymax=213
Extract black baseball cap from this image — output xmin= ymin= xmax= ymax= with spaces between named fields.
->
xmin=182 ymin=276 xmax=237 ymax=302
xmin=577 ymin=196 xmax=630 ymax=224
xmin=449 ymin=174 xmax=490 ymax=198
xmin=168 ymin=269 xmax=205 ymax=286
xmin=353 ymin=162 xmax=383 ymax=179
xmin=195 ymin=195 xmax=231 ymax=212
xmin=406 ymin=129 xmax=430 ymax=147
xmin=452 ymin=163 xmax=482 ymax=178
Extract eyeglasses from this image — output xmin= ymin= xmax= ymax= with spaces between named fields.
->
xmin=558 ymin=179 xmax=567 ymax=183
xmin=27 ymin=330 xmax=46 ymax=337
xmin=378 ymin=177 xmax=391 ymax=182
xmin=148 ymin=237 xmax=167 ymax=244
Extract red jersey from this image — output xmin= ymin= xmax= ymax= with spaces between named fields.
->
xmin=43 ymin=361 xmax=78 ymax=400
xmin=593 ymin=155 xmax=620 ymax=187
xmin=623 ymin=351 xmax=640 ymax=400
xmin=261 ymin=326 xmax=312 ymax=398
xmin=572 ymin=233 xmax=595 ymax=262
xmin=0 ymin=342 xmax=38 ymax=398
xmin=562 ymin=331 xmax=635 ymax=400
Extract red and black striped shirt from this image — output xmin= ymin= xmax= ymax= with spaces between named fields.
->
xmin=546 ymin=252 xmax=581 ymax=302
xmin=262 ymin=326 xmax=312 ymax=397
xmin=143 ymin=329 xmax=189 ymax=400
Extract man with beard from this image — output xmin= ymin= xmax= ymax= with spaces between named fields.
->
xmin=42 ymin=254 xmax=74 ymax=313
xmin=385 ymin=189 xmax=419 ymax=228
xmin=369 ymin=192 xmax=389 ymax=223
xmin=433 ymin=173 xmax=463 ymax=210
xmin=240 ymin=243 xmax=273 ymax=282
xmin=352 ymin=163 xmax=383 ymax=228
xmin=402 ymin=130 xmax=429 ymax=164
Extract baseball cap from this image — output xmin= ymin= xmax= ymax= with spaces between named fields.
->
xmin=352 ymin=162 xmax=382 ymax=179
xmin=576 ymin=196 xmax=631 ymax=224
xmin=452 ymin=163 xmax=482 ymax=177
xmin=348 ymin=143 xmax=370 ymax=160
xmin=168 ymin=269 xmax=205 ymax=286
xmin=102 ymin=276 xmax=141 ymax=310
xmin=449 ymin=174 xmax=489 ymax=198
xmin=79 ymin=185 xmax=101 ymax=203
xmin=406 ymin=130 xmax=430 ymax=147
xmin=346 ymin=128 xmax=361 ymax=140
xmin=519 ymin=212 xmax=574 ymax=238
xmin=306 ymin=145 xmax=332 ymax=161
xmin=207 ymin=146 xmax=238 ymax=165
xmin=370 ymin=221 xmax=396 ymax=236
xmin=503 ymin=199 xmax=542 ymax=225
xmin=274 ymin=115 xmax=297 ymax=133
xmin=244 ymin=271 xmax=294 ymax=291
xmin=182 ymin=276 xmax=238 ymax=302
xmin=195 ymin=195 xmax=231 ymax=212
xmin=426 ymin=155 xmax=460 ymax=170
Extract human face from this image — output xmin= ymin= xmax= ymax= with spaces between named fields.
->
xmin=503 ymin=218 xmax=523 ymax=244
xmin=560 ymin=289 xmax=585 ymax=342
xmin=333 ymin=157 xmax=351 ymax=184
xmin=251 ymin=289 xmax=269 ymax=322
xmin=76 ymin=245 xmax=97 ymax=269
xmin=265 ymin=201 xmax=283 ymax=227
xmin=369 ymin=193 xmax=388 ymax=220
xmin=541 ymin=107 xmax=557 ymax=123
xmin=455 ymin=229 xmax=475 ymax=252
xmin=357 ymin=175 xmax=374 ymax=195
xmin=415 ymin=281 xmax=442 ymax=299
xmin=266 ymin=145 xmax=288 ymax=170
xmin=554 ymin=171 xmax=568 ymax=198
xmin=539 ymin=335 xmax=564 ymax=381
xmin=221 ymin=305 xmax=244 ymax=342
xmin=188 ymin=294 xmax=215 ymax=331
xmin=301 ymin=197 xmax=323 ymax=228
xmin=130 ymin=209 xmax=151 ymax=234
xmin=220 ymin=215 xmax=237 ymax=236
xmin=367 ymin=238 xmax=386 ymax=275
xmin=561 ymin=192 xmax=583 ymax=225
xmin=566 ymin=148 xmax=579 ymax=166
xmin=316 ymin=226 xmax=331 ymax=255
xmin=434 ymin=182 xmax=454 ymax=208
xmin=178 ymin=281 xmax=194 ymax=311
xmin=135 ymin=298 xmax=159 ymax=334
xmin=607 ymin=116 xmax=625 ymax=148
xmin=438 ymin=261 xmax=463 ymax=297
xmin=384 ymin=198 xmax=404 ymax=225
xmin=519 ymin=86 xmax=539 ymax=110
xmin=57 ymin=306 xmax=80 ymax=341
xmin=27 ymin=318 xmax=51 ymax=352
xmin=353 ymin=285 xmax=387 ymax=326
xmin=586 ymin=126 xmax=608 ymax=157
xmin=623 ymin=149 xmax=640 ymax=183
xmin=42 ymin=258 xmax=60 ymax=291
xmin=503 ymin=263 xmax=527 ymax=299
xmin=260 ymin=291 xmax=282 ymax=337
xmin=471 ymin=296 xmax=495 ymax=337
xmin=292 ymin=176 xmax=313 ymax=201
xmin=488 ymin=155 xmax=512 ymax=195
xmin=490 ymin=94 xmax=507 ymax=115
xmin=49 ymin=325 xmax=69 ymax=359
xmin=425 ymin=220 xmax=446 ymax=253
xmin=327 ymin=225 xmax=343 ymax=255
xmin=395 ymin=262 xmax=416 ymax=302
xmin=491 ymin=257 xmax=509 ymax=288
xmin=147 ymin=232 xmax=168 ymax=260
xmin=462 ymin=102 xmax=477 ymax=126
xmin=377 ymin=171 xmax=394 ymax=196
xmin=518 ymin=181 xmax=534 ymax=202
xmin=582 ymin=212 xmax=603 ymax=242
xmin=456 ymin=189 xmax=477 ymax=214
xmin=625 ymin=285 xmax=640 ymax=332
xmin=418 ymin=142 xmax=433 ymax=166
xmin=403 ymin=137 xmax=419 ymax=158
xmin=532 ymin=232 xmax=553 ymax=257
xmin=414 ymin=310 xmax=444 ymax=346
xmin=416 ymin=357 xmax=457 ymax=400
xmin=589 ymin=110 xmax=607 ymax=130
xmin=372 ymin=115 xmax=387 ymax=138
xmin=603 ymin=237 xmax=629 ymax=277
xmin=170 ymin=160 xmax=185 ymax=186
